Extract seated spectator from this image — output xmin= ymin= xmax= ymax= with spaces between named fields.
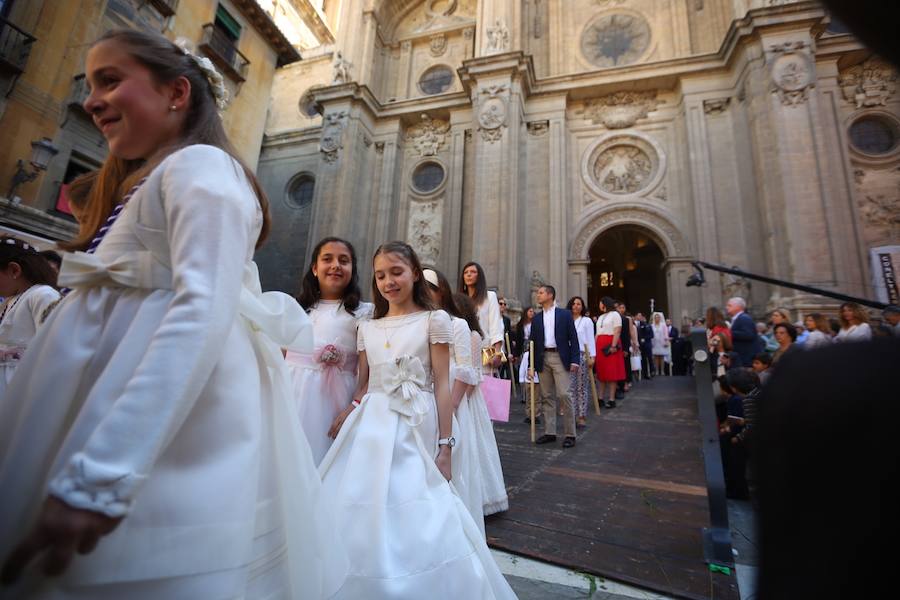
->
xmin=772 ymin=322 xmax=797 ymax=363
xmin=793 ymin=322 xmax=809 ymax=345
xmin=883 ymin=304 xmax=900 ymax=337
xmin=751 ymin=352 xmax=773 ymax=385
xmin=835 ymin=302 xmax=872 ymax=342
xmin=803 ymin=313 xmax=833 ymax=349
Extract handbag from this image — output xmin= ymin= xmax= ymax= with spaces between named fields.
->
xmin=630 ymin=352 xmax=642 ymax=371
xmin=481 ymin=346 xmax=507 ymax=367
xmin=481 ymin=374 xmax=511 ymax=422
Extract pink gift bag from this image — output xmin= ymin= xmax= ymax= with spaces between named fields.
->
xmin=481 ymin=375 xmax=511 ymax=422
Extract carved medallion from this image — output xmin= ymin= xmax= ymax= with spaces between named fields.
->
xmin=476 ymin=84 xmax=510 ymax=143
xmin=769 ymin=42 xmax=815 ymax=107
xmin=320 ymin=111 xmax=348 ymax=163
xmin=581 ymin=13 xmax=651 ymax=68
xmin=582 ymin=133 xmax=665 ymax=200
xmin=406 ymin=114 xmax=450 ymax=156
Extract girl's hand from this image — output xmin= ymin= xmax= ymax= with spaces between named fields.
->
xmin=491 ymin=354 xmax=502 ymax=368
xmin=1 ymin=496 xmax=122 ymax=584
xmin=435 ymin=446 xmax=452 ymax=481
xmin=328 ymin=404 xmax=355 ymax=439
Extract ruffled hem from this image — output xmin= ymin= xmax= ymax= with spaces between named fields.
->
xmin=47 ymin=453 xmax=145 ymax=518
xmin=483 ymin=497 xmax=509 ymax=516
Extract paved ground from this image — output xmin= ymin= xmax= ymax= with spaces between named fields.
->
xmin=487 ymin=375 xmax=740 ymax=599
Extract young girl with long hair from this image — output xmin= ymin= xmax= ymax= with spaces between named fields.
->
xmin=0 ymin=30 xmax=343 ymax=598
xmin=459 ymin=261 xmax=504 ymax=372
xmin=319 ymin=242 xmax=515 ymax=598
xmin=287 ymin=237 xmax=372 ymax=465
xmin=423 ymin=268 xmax=485 ymax=535
xmin=455 ymin=292 xmax=509 ymax=516
xmin=0 ymin=238 xmax=60 ymax=398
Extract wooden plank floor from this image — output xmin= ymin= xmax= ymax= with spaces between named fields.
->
xmin=486 ymin=375 xmax=740 ymax=600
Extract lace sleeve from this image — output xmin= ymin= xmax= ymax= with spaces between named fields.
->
xmin=428 ymin=310 xmax=453 ymax=344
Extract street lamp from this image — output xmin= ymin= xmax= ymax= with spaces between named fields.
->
xmin=6 ymin=137 xmax=60 ymax=201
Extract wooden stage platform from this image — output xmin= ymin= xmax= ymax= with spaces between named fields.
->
xmin=485 ymin=375 xmax=740 ymax=600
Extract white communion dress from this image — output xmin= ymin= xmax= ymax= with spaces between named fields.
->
xmin=469 ymin=330 xmax=510 ymax=515
xmin=286 ymin=299 xmax=373 ymax=465
xmin=0 ymin=283 xmax=59 ymax=399
xmin=318 ymin=310 xmax=517 ymax=600
xmin=448 ymin=315 xmax=486 ymax=536
xmin=0 ymin=145 xmax=346 ymax=599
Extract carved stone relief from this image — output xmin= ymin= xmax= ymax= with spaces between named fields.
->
xmin=839 ymin=58 xmax=897 ymax=109
xmin=405 ymin=113 xmax=450 ymax=156
xmin=703 ymin=97 xmax=731 ymax=115
xmin=430 ymin=33 xmax=447 ymax=57
xmin=769 ymin=42 xmax=815 ymax=107
xmin=476 ymin=84 xmax=510 ymax=143
xmin=332 ymin=51 xmax=352 ymax=84
xmin=407 ymin=198 xmax=443 ymax=265
xmin=582 ymin=133 xmax=665 ymax=200
xmin=527 ymin=120 xmax=549 ymax=136
xmin=577 ymin=91 xmax=660 ymax=129
xmin=853 ymin=167 xmax=900 ymax=229
xmin=570 ymin=206 xmax=690 ymax=259
xmin=320 ymin=111 xmax=348 ymax=163
xmin=581 ymin=12 xmax=651 ymax=68
xmin=485 ymin=19 xmax=510 ymax=54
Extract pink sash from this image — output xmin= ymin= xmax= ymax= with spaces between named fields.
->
xmin=286 ymin=347 xmax=359 ymax=412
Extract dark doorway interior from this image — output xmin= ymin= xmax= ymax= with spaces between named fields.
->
xmin=587 ymin=226 xmax=667 ymax=318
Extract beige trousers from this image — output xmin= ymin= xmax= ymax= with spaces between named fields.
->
xmin=540 ymin=351 xmax=576 ymax=438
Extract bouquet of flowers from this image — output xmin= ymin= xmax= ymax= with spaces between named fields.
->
xmin=316 ymin=343 xmax=346 ymax=368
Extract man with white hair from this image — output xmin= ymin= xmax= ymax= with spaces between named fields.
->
xmin=726 ymin=297 xmax=764 ymax=367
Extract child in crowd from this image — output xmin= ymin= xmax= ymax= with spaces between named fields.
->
xmin=751 ymin=352 xmax=773 ymax=385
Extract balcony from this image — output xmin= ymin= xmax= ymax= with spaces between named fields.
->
xmin=147 ymin=0 xmax=178 ymax=18
xmin=199 ymin=23 xmax=250 ymax=82
xmin=0 ymin=16 xmax=36 ymax=75
xmin=67 ymin=74 xmax=89 ymax=110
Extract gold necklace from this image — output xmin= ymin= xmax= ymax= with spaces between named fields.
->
xmin=381 ymin=311 xmax=424 ymax=348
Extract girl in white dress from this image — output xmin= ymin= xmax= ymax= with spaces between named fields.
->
xmin=423 ymin=269 xmax=485 ymax=536
xmin=0 ymin=30 xmax=344 ymax=599
xmin=651 ymin=311 xmax=670 ymax=376
xmin=0 ymin=238 xmax=60 ymax=399
xmin=455 ymin=293 xmax=510 ymax=516
xmin=459 ymin=262 xmax=504 ymax=373
xmin=319 ymin=242 xmax=516 ymax=599
xmin=287 ymin=237 xmax=373 ymax=465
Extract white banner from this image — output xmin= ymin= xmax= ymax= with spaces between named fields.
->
xmin=870 ymin=245 xmax=900 ymax=305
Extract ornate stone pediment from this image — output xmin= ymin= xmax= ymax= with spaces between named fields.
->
xmin=405 ymin=114 xmax=450 ymax=156
xmin=578 ymin=91 xmax=660 ymax=129
xmin=840 ymin=58 xmax=897 ymax=109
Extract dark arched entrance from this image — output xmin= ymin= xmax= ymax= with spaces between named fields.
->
xmin=587 ymin=226 xmax=668 ymax=319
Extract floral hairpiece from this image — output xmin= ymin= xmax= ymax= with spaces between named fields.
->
xmin=174 ymin=38 xmax=229 ymax=111
xmin=2 ymin=238 xmax=35 ymax=252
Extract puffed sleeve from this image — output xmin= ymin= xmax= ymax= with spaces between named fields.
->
xmin=26 ymin=285 xmax=60 ymax=328
xmin=451 ymin=318 xmax=479 ymax=385
xmin=355 ymin=302 xmax=374 ymax=323
xmin=429 ymin=309 xmax=453 ymax=344
xmin=484 ymin=291 xmax=504 ymax=347
xmin=357 ymin=320 xmax=367 ymax=352
xmin=46 ymin=145 xmax=260 ymax=517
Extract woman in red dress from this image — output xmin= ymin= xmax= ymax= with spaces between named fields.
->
xmin=595 ymin=296 xmax=626 ymax=408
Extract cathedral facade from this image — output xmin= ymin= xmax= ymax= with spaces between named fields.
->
xmin=256 ymin=0 xmax=900 ymax=322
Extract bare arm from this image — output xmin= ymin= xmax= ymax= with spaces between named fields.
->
xmin=328 ymin=350 xmax=368 ymax=439
xmin=430 ymin=342 xmax=453 ymax=481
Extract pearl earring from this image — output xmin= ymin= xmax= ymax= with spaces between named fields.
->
xmin=169 ymin=105 xmax=177 ymax=111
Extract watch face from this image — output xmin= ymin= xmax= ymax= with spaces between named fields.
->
xmin=581 ymin=13 xmax=651 ymax=68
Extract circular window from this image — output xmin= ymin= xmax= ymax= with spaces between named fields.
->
xmin=411 ymin=161 xmax=445 ymax=194
xmin=826 ymin=16 xmax=852 ymax=35
xmin=581 ymin=13 xmax=651 ymax=68
xmin=849 ymin=116 xmax=899 ymax=156
xmin=287 ymin=175 xmax=315 ymax=209
xmin=298 ymin=87 xmax=322 ymax=118
xmin=418 ymin=66 xmax=454 ymax=95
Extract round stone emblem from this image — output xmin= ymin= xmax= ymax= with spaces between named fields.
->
xmin=581 ymin=13 xmax=651 ymax=68
xmin=582 ymin=133 xmax=665 ymax=200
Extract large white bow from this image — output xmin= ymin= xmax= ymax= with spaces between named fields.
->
xmin=384 ymin=355 xmax=430 ymax=426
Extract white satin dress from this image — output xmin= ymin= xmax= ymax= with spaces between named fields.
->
xmin=318 ymin=310 xmax=517 ymax=599
xmin=0 ymin=283 xmax=59 ymax=400
xmin=286 ymin=299 xmax=373 ymax=465
xmin=0 ymin=145 xmax=346 ymax=599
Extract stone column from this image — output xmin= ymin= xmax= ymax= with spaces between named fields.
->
xmin=568 ymin=260 xmax=590 ymax=302
xmin=444 ymin=115 xmax=470 ymax=277
xmin=458 ymin=52 xmax=534 ymax=296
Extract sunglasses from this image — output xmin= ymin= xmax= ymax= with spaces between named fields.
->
xmin=499 ymin=302 xmax=506 ymax=306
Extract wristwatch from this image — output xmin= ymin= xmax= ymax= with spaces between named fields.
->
xmin=438 ymin=436 xmax=456 ymax=448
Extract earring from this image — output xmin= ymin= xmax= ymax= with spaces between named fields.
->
xmin=169 ymin=105 xmax=177 ymax=111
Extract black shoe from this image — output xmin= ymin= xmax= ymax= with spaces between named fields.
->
xmin=614 ymin=390 xmax=624 ymax=400
xmin=523 ymin=416 xmax=542 ymax=425
xmin=562 ymin=436 xmax=576 ymax=448
xmin=535 ymin=434 xmax=557 ymax=445
xmin=605 ymin=400 xmax=616 ymax=409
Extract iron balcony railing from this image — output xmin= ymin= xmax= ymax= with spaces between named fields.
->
xmin=0 ymin=16 xmax=36 ymax=74
xmin=199 ymin=23 xmax=249 ymax=82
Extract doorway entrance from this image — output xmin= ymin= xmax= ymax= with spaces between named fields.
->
xmin=587 ymin=226 xmax=668 ymax=319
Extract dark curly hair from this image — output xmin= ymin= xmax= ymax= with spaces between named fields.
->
xmin=296 ymin=237 xmax=361 ymax=315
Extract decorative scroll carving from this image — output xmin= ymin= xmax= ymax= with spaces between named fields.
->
xmin=332 ymin=51 xmax=352 ymax=84
xmin=405 ymin=113 xmax=450 ymax=156
xmin=578 ymin=91 xmax=659 ymax=129
xmin=769 ymin=41 xmax=815 ymax=107
xmin=485 ymin=19 xmax=510 ymax=54
xmin=320 ymin=111 xmax=348 ymax=163
xmin=476 ymin=84 xmax=510 ymax=143
xmin=703 ymin=97 xmax=731 ymax=115
xmin=527 ymin=120 xmax=549 ymax=136
xmin=840 ymin=58 xmax=897 ymax=109
xmin=407 ymin=198 xmax=442 ymax=264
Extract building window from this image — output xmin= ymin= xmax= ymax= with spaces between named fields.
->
xmin=215 ymin=5 xmax=241 ymax=41
xmin=299 ymin=88 xmax=321 ymax=117
xmin=411 ymin=161 xmax=445 ymax=194
xmin=849 ymin=116 xmax=899 ymax=156
xmin=286 ymin=174 xmax=315 ymax=209
xmin=825 ymin=15 xmax=852 ymax=35
xmin=418 ymin=66 xmax=454 ymax=95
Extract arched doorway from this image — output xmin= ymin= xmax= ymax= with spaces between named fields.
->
xmin=587 ymin=226 xmax=668 ymax=319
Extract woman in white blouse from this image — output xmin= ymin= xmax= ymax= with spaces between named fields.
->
xmin=595 ymin=297 xmax=625 ymax=409
xmin=835 ymin=302 xmax=872 ymax=342
xmin=566 ymin=296 xmax=595 ymax=427
xmin=803 ymin=313 xmax=833 ymax=350
xmin=459 ymin=262 xmax=504 ymax=373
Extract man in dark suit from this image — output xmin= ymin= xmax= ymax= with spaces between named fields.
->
xmin=726 ymin=297 xmax=764 ymax=367
xmin=635 ymin=312 xmax=654 ymax=378
xmin=498 ymin=296 xmax=512 ymax=379
xmin=615 ymin=302 xmax=635 ymax=398
xmin=528 ymin=285 xmax=581 ymax=448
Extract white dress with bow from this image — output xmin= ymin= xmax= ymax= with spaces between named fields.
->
xmin=0 ymin=145 xmax=346 ymax=599
xmin=318 ymin=310 xmax=517 ymax=599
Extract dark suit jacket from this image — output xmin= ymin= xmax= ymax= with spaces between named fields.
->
xmin=619 ymin=315 xmax=633 ymax=350
xmin=668 ymin=325 xmax=679 ymax=340
xmin=731 ymin=312 xmax=763 ymax=367
xmin=531 ymin=307 xmax=581 ymax=373
xmin=637 ymin=320 xmax=654 ymax=350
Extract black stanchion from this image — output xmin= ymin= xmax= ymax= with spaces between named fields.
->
xmin=689 ymin=328 xmax=734 ymax=568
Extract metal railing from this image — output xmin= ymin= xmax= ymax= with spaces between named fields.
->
xmin=0 ymin=16 xmax=36 ymax=74
xmin=199 ymin=23 xmax=249 ymax=82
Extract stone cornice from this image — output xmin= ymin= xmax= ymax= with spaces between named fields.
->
xmin=457 ymin=51 xmax=537 ymax=98
xmin=0 ymin=199 xmax=78 ymax=242
xmin=231 ymin=0 xmax=302 ymax=65
xmin=285 ymin=0 xmax=334 ymax=45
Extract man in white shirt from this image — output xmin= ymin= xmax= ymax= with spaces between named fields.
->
xmin=528 ymin=285 xmax=581 ymax=448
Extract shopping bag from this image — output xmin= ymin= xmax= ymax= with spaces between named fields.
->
xmin=481 ymin=375 xmax=511 ymax=422
xmin=630 ymin=352 xmax=642 ymax=371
